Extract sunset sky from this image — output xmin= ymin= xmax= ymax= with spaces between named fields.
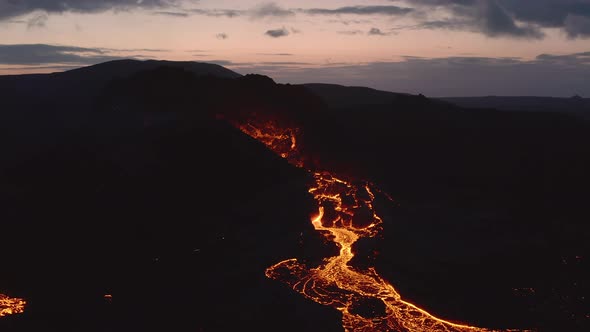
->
xmin=1 ymin=0 xmax=589 ymax=96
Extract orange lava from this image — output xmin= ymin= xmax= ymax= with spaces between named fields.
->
xmin=0 ymin=294 xmax=26 ymax=318
xmin=234 ymin=118 xmax=303 ymax=168
xmin=235 ymin=120 xmax=525 ymax=332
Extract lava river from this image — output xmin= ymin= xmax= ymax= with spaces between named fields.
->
xmin=237 ymin=120 xmax=523 ymax=332
xmin=0 ymin=294 xmax=26 ymax=318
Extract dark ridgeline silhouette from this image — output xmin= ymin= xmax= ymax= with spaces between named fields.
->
xmin=0 ymin=60 xmax=588 ymax=331
xmin=438 ymin=95 xmax=590 ymax=120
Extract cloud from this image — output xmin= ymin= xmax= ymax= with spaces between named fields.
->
xmin=177 ymin=2 xmax=294 ymax=20
xmin=0 ymin=0 xmax=181 ymax=20
xmin=327 ymin=19 xmax=373 ymax=25
xmin=497 ymin=0 xmax=590 ymax=29
xmin=398 ymin=18 xmax=472 ymax=31
xmin=265 ymin=27 xmax=289 ymax=38
xmin=164 ymin=3 xmax=411 ymax=21
xmin=338 ymin=30 xmax=364 ymax=35
xmin=479 ymin=1 xmax=544 ymax=38
xmin=303 ymin=5 xmax=413 ymax=16
xmin=186 ymin=4 xmax=412 ymax=20
xmin=339 ymin=27 xmax=394 ymax=36
xmin=114 ymin=1 xmax=590 ymax=40
xmin=565 ymin=14 xmax=590 ymax=38
xmin=403 ymin=0 xmax=478 ymax=6
xmin=250 ymin=2 xmax=294 ymax=19
xmin=189 ymin=9 xmax=243 ymax=18
xmin=410 ymin=0 xmax=544 ymax=38
xmin=230 ymin=52 xmax=590 ymax=97
xmin=368 ymin=28 xmax=389 ymax=36
xmin=196 ymin=60 xmax=312 ymax=69
xmin=204 ymin=59 xmax=234 ymax=66
xmin=258 ymin=61 xmax=311 ymax=65
xmin=102 ymin=47 xmax=166 ymax=53
xmin=257 ymin=53 xmax=294 ymax=56
xmin=26 ymin=12 xmax=48 ymax=29
xmin=535 ymin=51 xmax=590 ymax=65
xmin=0 ymin=44 xmax=127 ymax=65
xmin=400 ymin=0 xmax=589 ymax=38
xmin=0 ymin=64 xmax=83 ymax=74
xmin=153 ymin=11 xmax=189 ymax=17
xmin=216 ymin=33 xmax=228 ymax=40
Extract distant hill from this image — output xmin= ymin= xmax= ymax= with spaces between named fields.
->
xmin=0 ymin=60 xmax=242 ymax=149
xmin=303 ymin=83 xmax=589 ymax=119
xmin=65 ymin=59 xmax=242 ymax=80
xmin=303 ymin=83 xmax=455 ymax=110
xmin=439 ymin=96 xmax=590 ymax=118
xmin=303 ymin=83 xmax=410 ymax=108
xmin=0 ymin=59 xmax=241 ymax=101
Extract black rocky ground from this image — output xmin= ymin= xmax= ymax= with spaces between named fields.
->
xmin=1 ymin=61 xmax=588 ymax=331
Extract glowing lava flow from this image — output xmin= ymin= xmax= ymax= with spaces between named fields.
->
xmin=237 ymin=121 xmax=516 ymax=332
xmin=0 ymin=294 xmax=26 ymax=317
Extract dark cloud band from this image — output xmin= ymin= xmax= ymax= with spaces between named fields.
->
xmin=0 ymin=0 xmax=180 ymax=20
xmin=265 ymin=27 xmax=290 ymax=38
xmin=400 ymin=0 xmax=590 ymax=38
xmin=0 ymin=44 xmax=122 ymax=65
xmin=303 ymin=6 xmax=413 ymax=16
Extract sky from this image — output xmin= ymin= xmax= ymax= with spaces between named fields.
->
xmin=0 ymin=0 xmax=589 ymax=96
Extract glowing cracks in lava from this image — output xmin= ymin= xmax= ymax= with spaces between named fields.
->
xmin=237 ymin=121 xmax=303 ymax=167
xmin=235 ymin=120 xmax=516 ymax=331
xmin=0 ymin=294 xmax=26 ymax=317
xmin=267 ymin=173 xmax=497 ymax=332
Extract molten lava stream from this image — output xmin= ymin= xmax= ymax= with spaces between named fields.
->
xmin=237 ymin=122 xmax=523 ymax=332
xmin=0 ymin=293 xmax=26 ymax=318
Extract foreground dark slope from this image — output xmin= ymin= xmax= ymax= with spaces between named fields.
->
xmin=1 ymin=62 xmax=589 ymax=331
xmin=0 ymin=63 xmax=341 ymax=331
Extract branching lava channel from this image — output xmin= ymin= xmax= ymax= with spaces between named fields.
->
xmin=237 ymin=121 xmax=524 ymax=332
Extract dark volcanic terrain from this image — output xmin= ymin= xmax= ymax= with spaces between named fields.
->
xmin=1 ymin=60 xmax=588 ymax=331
